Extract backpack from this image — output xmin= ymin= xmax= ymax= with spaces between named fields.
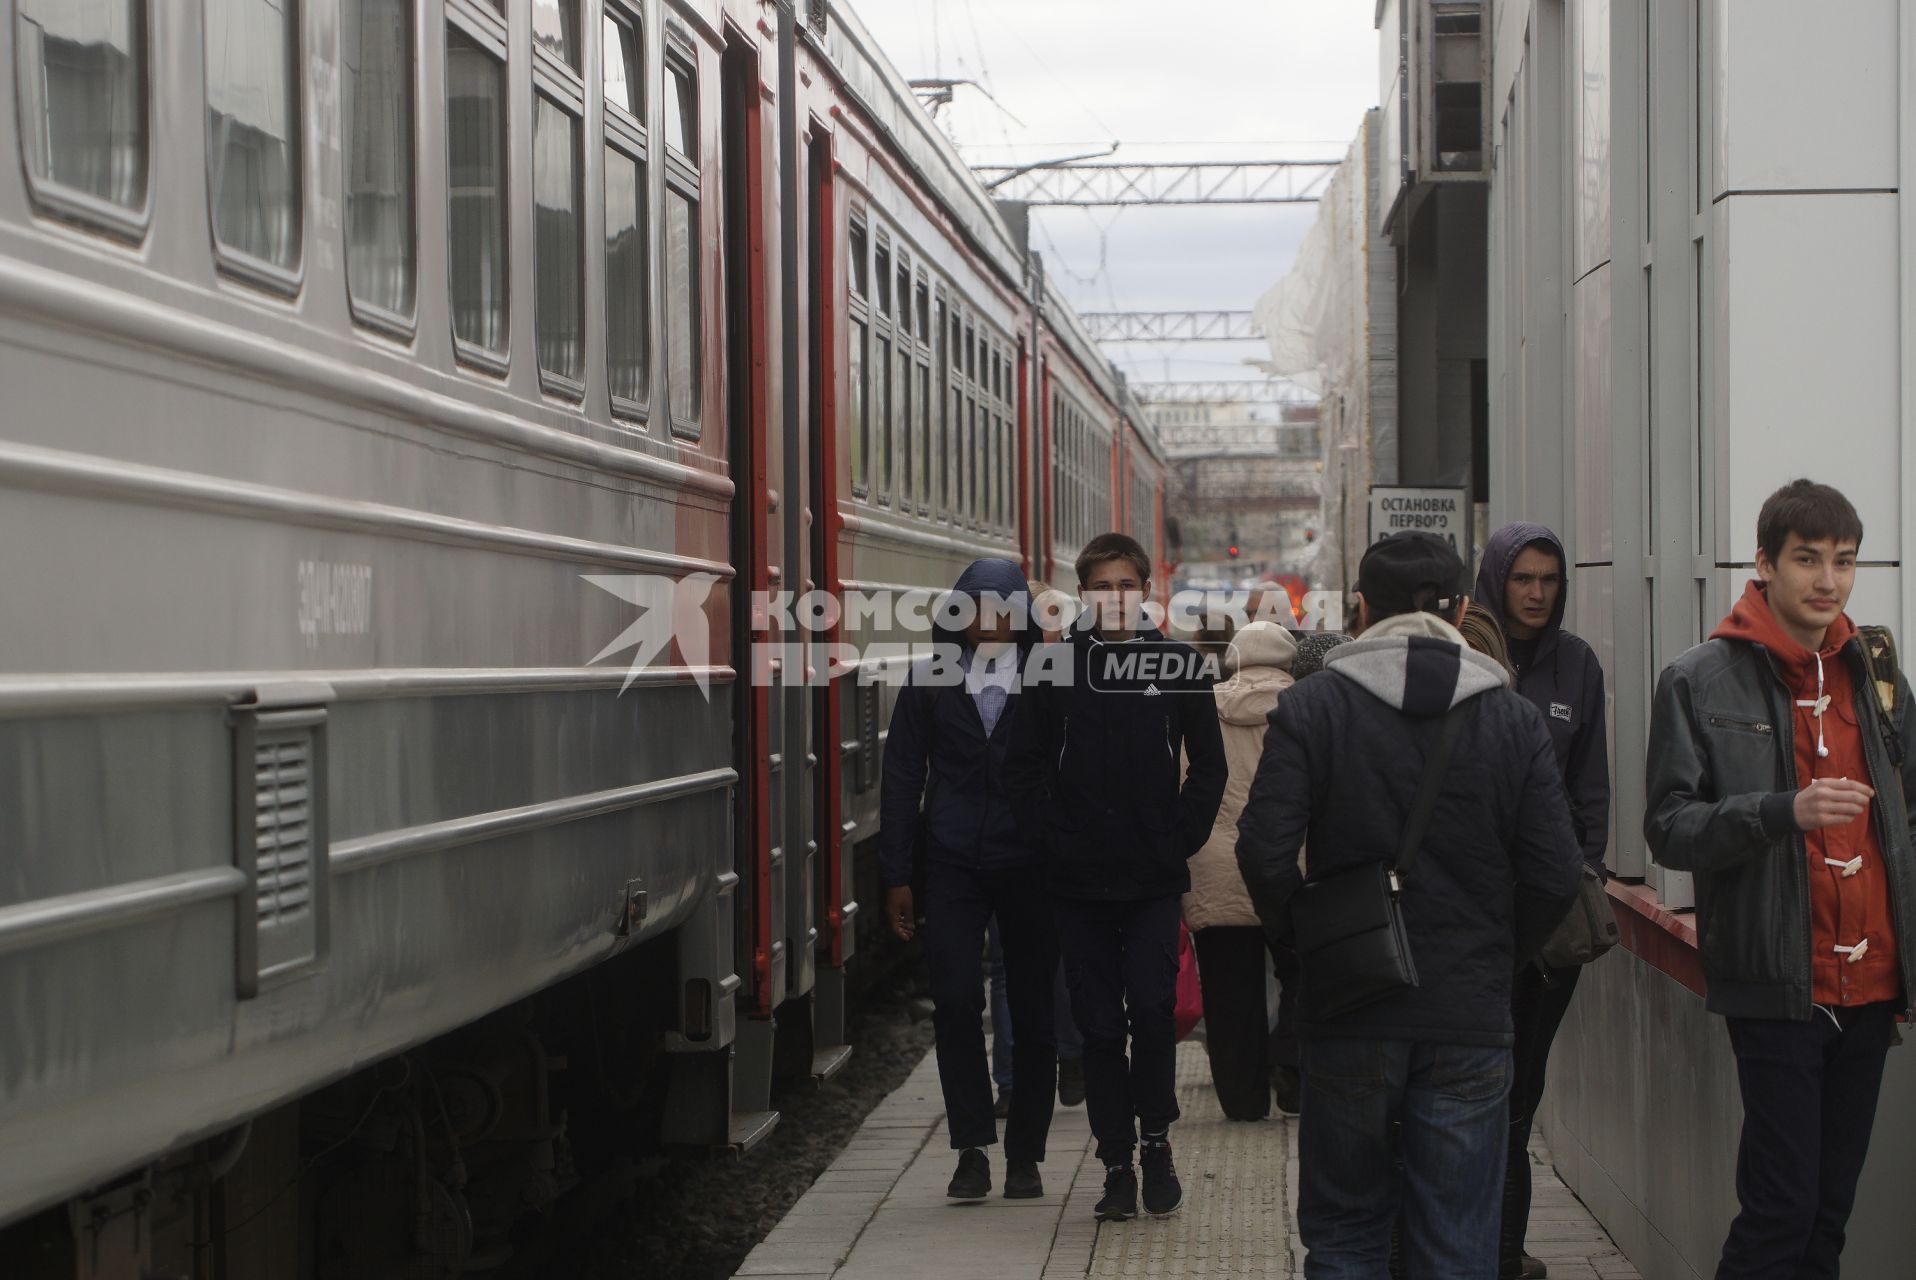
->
xmin=1856 ymin=625 xmax=1907 ymax=793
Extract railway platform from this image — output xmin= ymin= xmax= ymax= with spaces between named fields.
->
xmin=733 ymin=1041 xmax=1640 ymax=1279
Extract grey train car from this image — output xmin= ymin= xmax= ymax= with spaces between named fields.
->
xmin=0 ymin=1 xmax=1166 ymax=1276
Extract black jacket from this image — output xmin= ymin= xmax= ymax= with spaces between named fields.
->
xmin=1004 ymin=622 xmax=1228 ymax=901
xmin=1234 ymin=622 xmax=1584 ymax=1046
xmin=878 ymin=558 xmax=1044 ymax=890
xmin=1473 ymin=523 xmax=1611 ymax=875
xmin=1644 ymin=632 xmax=1916 ymax=1020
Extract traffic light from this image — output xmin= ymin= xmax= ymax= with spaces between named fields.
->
xmin=1227 ymin=545 xmax=1240 ymax=559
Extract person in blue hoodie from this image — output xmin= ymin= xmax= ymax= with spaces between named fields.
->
xmin=1472 ymin=522 xmax=1612 ymax=1280
xmin=880 ymin=558 xmax=1054 ymax=1203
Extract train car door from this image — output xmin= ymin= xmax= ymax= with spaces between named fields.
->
xmin=806 ymin=128 xmax=855 ymax=1054
xmin=720 ymin=33 xmax=782 ymax=1123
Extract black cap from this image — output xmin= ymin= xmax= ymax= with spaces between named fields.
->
xmin=1357 ymin=533 xmax=1467 ymax=619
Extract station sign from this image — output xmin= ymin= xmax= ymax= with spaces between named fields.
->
xmin=1367 ymin=485 xmax=1469 ymax=556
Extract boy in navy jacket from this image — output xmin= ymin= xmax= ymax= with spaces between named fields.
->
xmin=880 ymin=558 xmax=1054 ymax=1202
xmin=1005 ymin=534 xmax=1228 ymax=1221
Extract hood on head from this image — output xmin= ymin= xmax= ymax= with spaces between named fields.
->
xmin=935 ymin=558 xmax=1041 ymax=651
xmin=1473 ymin=522 xmax=1569 ymax=636
xmin=1214 ymin=621 xmax=1297 ymax=726
xmin=1224 ymin=620 xmax=1296 ymax=676
xmin=1327 ymin=611 xmax=1511 ymax=715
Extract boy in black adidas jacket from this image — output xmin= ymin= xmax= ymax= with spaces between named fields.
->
xmin=1005 ymin=533 xmax=1227 ymax=1222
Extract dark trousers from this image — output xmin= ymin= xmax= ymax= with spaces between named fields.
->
xmin=1500 ymin=962 xmax=1582 ymax=1271
xmin=1057 ymin=894 xmax=1182 ymax=1163
xmin=1715 ymin=1002 xmax=1896 ymax=1280
xmin=1299 ymin=1038 xmax=1512 ymax=1280
xmin=1190 ymin=924 xmax=1298 ymax=1121
xmin=924 ymin=860 xmax=1058 ymax=1162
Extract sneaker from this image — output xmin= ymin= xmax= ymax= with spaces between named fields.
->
xmin=1271 ymin=1065 xmax=1301 ymax=1117
xmin=1003 ymin=1160 xmax=1044 ymax=1199
xmin=1093 ymin=1164 xmax=1137 ymax=1221
xmin=994 ymin=1088 xmax=1014 ymax=1120
xmin=1140 ymin=1137 xmax=1182 ymax=1217
xmin=1057 ymin=1058 xmax=1086 ymax=1108
xmin=947 ymin=1148 xmax=990 ymax=1201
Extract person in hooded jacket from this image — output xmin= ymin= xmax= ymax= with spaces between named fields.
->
xmin=1472 ymin=523 xmax=1611 ymax=1280
xmin=881 ymin=558 xmax=1055 ymax=1203
xmin=1182 ymin=620 xmax=1304 ymax=1121
xmin=1235 ymin=532 xmax=1582 ymax=1279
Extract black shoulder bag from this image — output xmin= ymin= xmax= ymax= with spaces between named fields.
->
xmin=1290 ymin=702 xmax=1472 ymax=1021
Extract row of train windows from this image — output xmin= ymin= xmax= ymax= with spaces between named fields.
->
xmin=15 ymin=0 xmax=702 ymax=434
xmin=844 ymin=215 xmax=1018 ymax=536
xmin=1051 ymin=393 xmax=1113 ymax=550
xmin=1130 ymin=472 xmax=1155 ymax=546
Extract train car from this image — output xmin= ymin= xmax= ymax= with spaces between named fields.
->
xmin=0 ymin=1 xmax=1155 ymax=1275
xmin=1022 ymin=277 xmax=1168 ymax=598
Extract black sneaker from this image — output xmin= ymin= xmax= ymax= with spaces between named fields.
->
xmin=1140 ymin=1138 xmax=1182 ymax=1216
xmin=1057 ymin=1058 xmax=1086 ymax=1108
xmin=947 ymin=1148 xmax=990 ymax=1201
xmin=1093 ymin=1164 xmax=1137 ymax=1221
xmin=994 ymin=1088 xmax=1014 ymax=1120
xmin=1003 ymin=1160 xmax=1044 ymax=1199
xmin=1272 ymin=1065 xmax=1301 ymax=1117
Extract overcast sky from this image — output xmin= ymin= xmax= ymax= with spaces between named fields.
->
xmin=851 ymin=0 xmax=1380 ymax=386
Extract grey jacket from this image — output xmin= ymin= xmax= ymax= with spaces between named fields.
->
xmin=1644 ymin=634 xmax=1916 ymax=1020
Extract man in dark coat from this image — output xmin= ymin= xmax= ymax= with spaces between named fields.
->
xmin=1235 ymin=532 xmax=1582 ymax=1278
xmin=1472 ymin=522 xmax=1612 ymax=1279
xmin=881 ymin=558 xmax=1054 ymax=1203
xmin=1004 ymin=533 xmax=1227 ymax=1222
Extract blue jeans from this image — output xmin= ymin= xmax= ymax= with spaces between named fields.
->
xmin=1298 ymin=1038 xmax=1512 ymax=1280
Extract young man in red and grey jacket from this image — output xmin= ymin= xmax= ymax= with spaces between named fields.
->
xmin=1647 ymin=480 xmax=1916 ymax=1280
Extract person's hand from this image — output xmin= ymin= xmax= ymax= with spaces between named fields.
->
xmin=886 ymin=886 xmax=916 ymax=941
xmin=1794 ymin=777 xmax=1875 ymax=830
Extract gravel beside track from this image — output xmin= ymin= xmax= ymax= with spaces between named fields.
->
xmin=504 ymin=971 xmax=936 ymax=1280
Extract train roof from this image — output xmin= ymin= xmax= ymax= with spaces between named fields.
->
xmin=809 ymin=4 xmax=1029 ymax=292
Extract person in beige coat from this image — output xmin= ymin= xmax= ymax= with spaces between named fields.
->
xmin=1182 ymin=620 xmax=1303 ymax=1119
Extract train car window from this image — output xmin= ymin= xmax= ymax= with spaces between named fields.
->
xmin=874 ymin=329 xmax=892 ymax=504
xmin=15 ymin=0 xmax=148 ymax=232
xmin=663 ymin=45 xmax=701 ymax=436
xmin=848 ymin=217 xmax=869 ymax=495
xmin=848 ymin=220 xmax=868 ymax=298
xmin=205 ymin=0 xmax=301 ymax=281
xmin=664 ymin=55 xmax=697 ymax=161
xmin=342 ymin=0 xmax=415 ymax=326
xmin=604 ymin=6 xmax=649 ymax=414
xmin=605 ymin=146 xmax=649 ymax=411
xmin=533 ymin=95 xmax=584 ymax=392
xmin=932 ymin=294 xmax=947 ymax=517
xmin=603 ymin=8 xmax=641 ymax=116
xmin=447 ymin=26 xmax=509 ymax=363
xmin=532 ymin=0 xmax=580 ymax=72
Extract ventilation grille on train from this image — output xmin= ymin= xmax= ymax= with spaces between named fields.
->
xmin=234 ymin=691 xmax=331 ymax=998
xmin=254 ymin=737 xmax=314 ymax=925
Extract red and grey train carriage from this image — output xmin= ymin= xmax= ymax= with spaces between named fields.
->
xmin=0 ymin=1 xmax=1163 ymax=1274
